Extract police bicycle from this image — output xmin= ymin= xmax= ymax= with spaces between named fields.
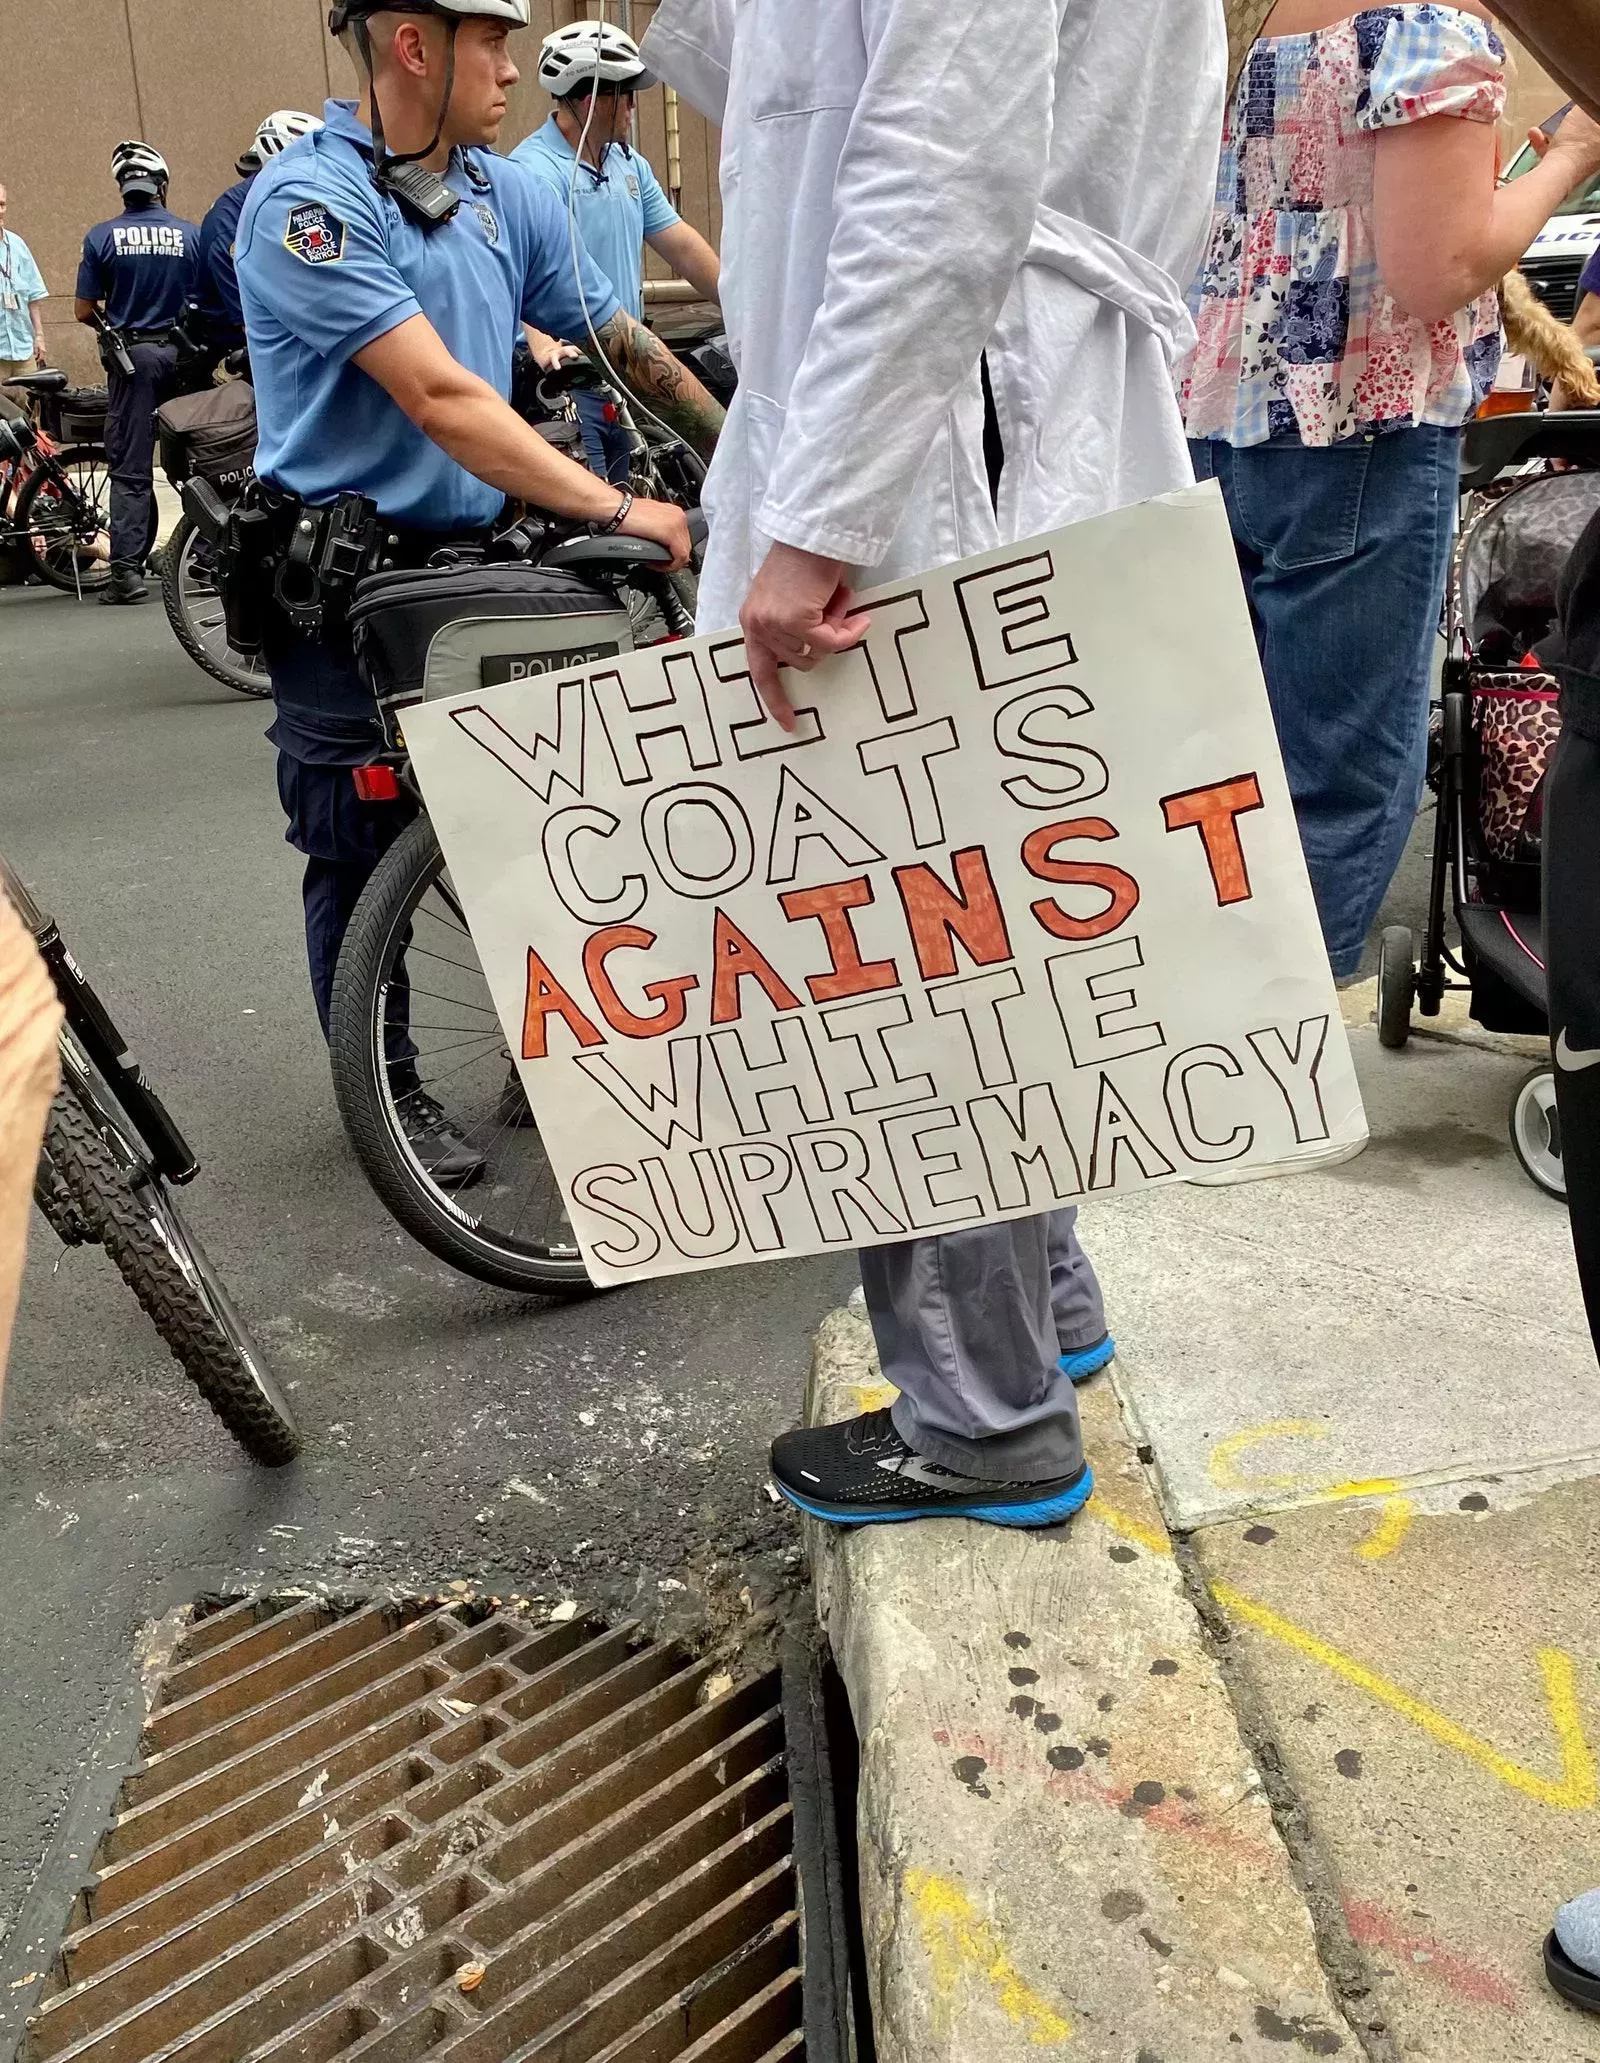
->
xmin=2 ymin=854 xmax=300 ymax=1465
xmin=322 ymin=510 xmax=704 ymax=1296
xmin=0 ymin=376 xmax=113 ymax=596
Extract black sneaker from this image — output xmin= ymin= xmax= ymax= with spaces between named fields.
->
xmin=398 ymin=1089 xmax=488 ymax=1188
xmin=770 ymin=1409 xmax=1094 ymax=1529
xmin=495 ymin=1063 xmax=536 ymax=1130
xmin=100 ymin=565 xmax=148 ymax=606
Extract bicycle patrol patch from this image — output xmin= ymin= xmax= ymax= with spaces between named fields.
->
xmin=284 ymin=202 xmax=346 ymax=266
xmin=473 ymin=202 xmax=500 ymax=247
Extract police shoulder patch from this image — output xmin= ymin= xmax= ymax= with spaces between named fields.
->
xmin=284 ymin=202 xmax=346 ymax=266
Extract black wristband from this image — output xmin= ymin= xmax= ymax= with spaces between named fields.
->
xmin=596 ymin=489 xmax=634 ymax=538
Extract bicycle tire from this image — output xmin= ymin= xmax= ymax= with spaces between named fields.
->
xmin=160 ymin=514 xmax=272 ymax=698
xmin=14 ymin=446 xmax=114 ymax=594
xmin=329 ymin=814 xmax=596 ymax=1297
xmin=42 ymin=1090 xmax=301 ymax=1465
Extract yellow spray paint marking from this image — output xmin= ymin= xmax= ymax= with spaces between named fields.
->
xmin=1208 ymin=1419 xmax=1406 ymax=1510
xmin=1088 ymin=1492 xmax=1596 ymax=1810
xmin=1089 ymin=1494 xmax=1172 ymax=1560
xmin=904 ymin=1868 xmax=1072 ymax=2046
xmin=1354 ymin=1496 xmax=1414 ymax=1562
xmin=1208 ymin=1419 xmax=1329 ymax=1491
xmin=1213 ymin=1584 xmax=1598 ymax=1811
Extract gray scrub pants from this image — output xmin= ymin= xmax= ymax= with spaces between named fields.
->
xmin=859 ymin=1206 xmax=1102 ymax=1484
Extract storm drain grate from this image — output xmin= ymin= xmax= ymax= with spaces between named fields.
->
xmin=21 ymin=1598 xmax=805 ymax=2063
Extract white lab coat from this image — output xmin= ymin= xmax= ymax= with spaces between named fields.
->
xmin=642 ymin=0 xmax=1227 ymax=633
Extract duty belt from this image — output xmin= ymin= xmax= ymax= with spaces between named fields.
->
xmin=256 ymin=484 xmax=493 ymax=638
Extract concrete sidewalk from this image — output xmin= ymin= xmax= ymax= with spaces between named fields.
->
xmin=806 ymin=1008 xmax=1600 ymax=2060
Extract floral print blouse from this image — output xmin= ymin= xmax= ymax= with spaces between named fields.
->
xmin=1181 ymin=5 xmax=1506 ymax=447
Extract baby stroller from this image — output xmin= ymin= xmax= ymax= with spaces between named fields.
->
xmin=1376 ymin=411 xmax=1600 ymax=1201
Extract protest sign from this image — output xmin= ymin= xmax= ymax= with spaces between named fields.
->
xmin=404 ymin=484 xmax=1367 ymax=1286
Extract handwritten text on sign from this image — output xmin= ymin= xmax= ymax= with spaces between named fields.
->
xmin=405 ymin=487 xmax=1366 ymax=1284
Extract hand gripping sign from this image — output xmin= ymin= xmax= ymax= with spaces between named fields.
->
xmin=404 ymin=484 xmax=1367 ymax=1285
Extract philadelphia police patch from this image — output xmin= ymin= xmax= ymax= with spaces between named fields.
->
xmin=473 ymin=202 xmax=500 ymax=247
xmin=284 ymin=202 xmax=345 ymax=266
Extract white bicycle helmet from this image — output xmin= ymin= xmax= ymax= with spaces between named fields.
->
xmin=256 ymin=109 xmax=324 ymax=159
xmin=328 ymin=0 xmax=531 ymax=27
xmin=111 ymin=140 xmax=169 ymax=198
xmin=538 ymin=20 xmax=656 ymax=97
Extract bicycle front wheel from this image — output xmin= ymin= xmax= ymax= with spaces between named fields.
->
xmin=42 ymin=1091 xmax=300 ymax=1465
xmin=329 ymin=813 xmax=596 ymax=1297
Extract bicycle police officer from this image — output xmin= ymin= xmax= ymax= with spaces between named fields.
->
xmin=515 ymin=22 xmax=721 ymax=483
xmin=233 ymin=0 xmax=721 ymax=1181
xmin=193 ymin=112 xmax=324 ymax=363
xmin=76 ymin=143 xmax=200 ymax=605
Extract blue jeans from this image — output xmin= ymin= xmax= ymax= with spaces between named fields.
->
xmin=1190 ymin=426 xmax=1460 ymax=977
xmin=575 ymin=386 xmax=633 ymax=485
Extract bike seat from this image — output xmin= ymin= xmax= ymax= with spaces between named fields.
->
xmin=540 ymin=532 xmax=675 ymax=574
xmin=2 ymin=369 xmax=69 ymax=394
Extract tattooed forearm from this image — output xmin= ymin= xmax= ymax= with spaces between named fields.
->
xmin=598 ymin=310 xmax=725 ymax=459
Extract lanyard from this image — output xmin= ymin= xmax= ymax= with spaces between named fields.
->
xmin=0 ymin=236 xmax=13 ymax=291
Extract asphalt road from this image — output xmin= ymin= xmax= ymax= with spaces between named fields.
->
xmin=0 ymin=581 xmax=859 ymax=1971
xmin=0 ymin=573 xmax=1436 ymax=1996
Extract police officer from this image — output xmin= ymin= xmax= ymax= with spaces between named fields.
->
xmin=514 ymin=22 xmax=721 ymax=483
xmin=233 ymin=0 xmax=721 ymax=1181
xmin=75 ymin=143 xmax=200 ymax=605
xmin=193 ymin=112 xmax=324 ymax=363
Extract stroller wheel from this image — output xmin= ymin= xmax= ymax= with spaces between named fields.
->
xmin=1510 ymin=1067 xmax=1566 ymax=1202
xmin=1377 ymin=926 xmax=1416 ymax=1050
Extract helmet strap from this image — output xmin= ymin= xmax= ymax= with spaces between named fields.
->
xmin=359 ymin=12 xmax=460 ymax=174
xmin=356 ymin=11 xmax=463 ymax=230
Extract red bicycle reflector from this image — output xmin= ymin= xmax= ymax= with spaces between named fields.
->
xmin=602 ymin=402 xmax=619 ymax=423
xmin=352 ymin=765 xmax=400 ymax=802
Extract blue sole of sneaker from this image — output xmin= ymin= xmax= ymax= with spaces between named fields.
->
xmin=1060 ymin=1336 xmax=1116 ymax=1386
xmin=773 ymin=1464 xmax=1095 ymax=1530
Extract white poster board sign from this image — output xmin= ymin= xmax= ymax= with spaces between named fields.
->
xmin=405 ymin=484 xmax=1367 ymax=1285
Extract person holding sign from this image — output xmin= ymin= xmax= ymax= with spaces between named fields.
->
xmin=640 ymin=0 xmax=1226 ymax=1526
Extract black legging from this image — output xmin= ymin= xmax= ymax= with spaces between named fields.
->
xmin=1544 ymin=723 xmax=1600 ymax=1351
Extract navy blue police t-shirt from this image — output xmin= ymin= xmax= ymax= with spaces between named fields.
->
xmin=196 ymin=178 xmax=254 ymax=344
xmin=77 ymin=204 xmax=200 ymax=331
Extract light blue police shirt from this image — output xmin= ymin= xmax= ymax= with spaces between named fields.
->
xmin=235 ymin=99 xmax=622 ymax=529
xmin=510 ymin=116 xmax=678 ymax=323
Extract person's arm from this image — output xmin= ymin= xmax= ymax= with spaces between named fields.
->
xmin=355 ymin=315 xmax=690 ymax=564
xmin=74 ymin=234 xmax=103 ymax=327
xmin=20 ymin=246 xmax=48 ymax=363
xmin=739 ymin=0 xmax=1060 ymax=719
xmin=1485 ymin=0 xmax=1600 ymax=119
xmin=0 ymin=893 xmax=62 ymax=1411
xmin=1374 ymin=110 xmax=1600 ymax=324
xmin=521 ymin=181 xmax=724 ymax=455
xmin=592 ymin=305 xmax=724 ymax=455
xmin=646 ymin=219 xmax=721 ymax=304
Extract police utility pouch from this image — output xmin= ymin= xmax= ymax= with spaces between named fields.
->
xmin=347 ymin=562 xmax=634 ymax=746
xmin=157 ymin=383 xmax=259 ymax=491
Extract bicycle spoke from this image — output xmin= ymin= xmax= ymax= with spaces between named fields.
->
xmin=399 ymin=982 xmax=499 ymax=1016
xmin=400 ymin=940 xmax=485 ymax=977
